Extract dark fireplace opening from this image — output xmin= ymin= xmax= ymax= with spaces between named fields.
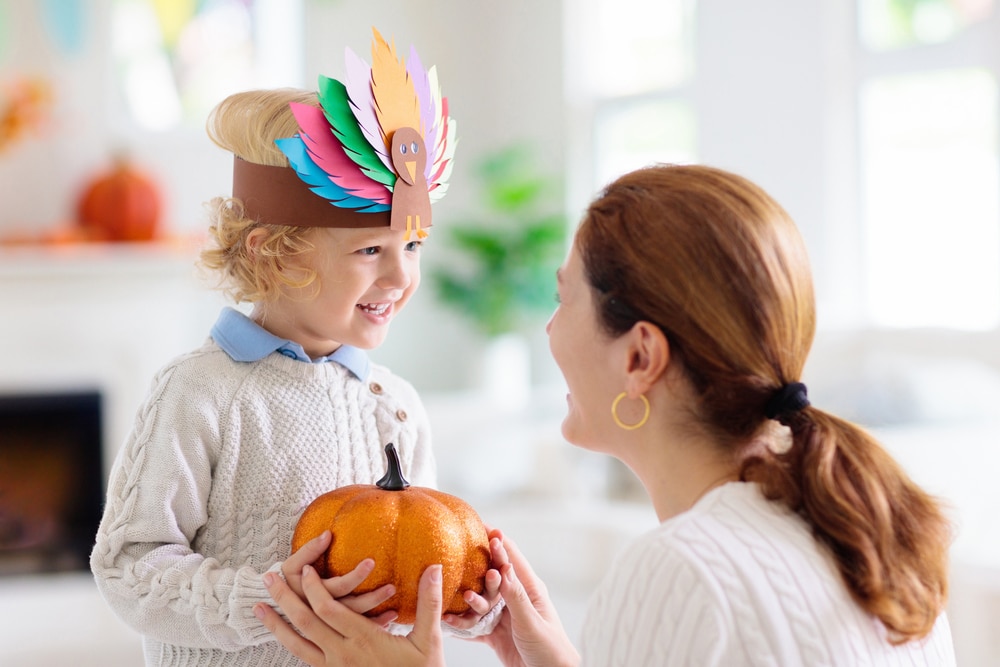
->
xmin=0 ymin=390 xmax=104 ymax=575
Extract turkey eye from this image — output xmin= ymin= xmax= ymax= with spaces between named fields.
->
xmin=399 ymin=144 xmax=408 ymax=155
xmin=411 ymin=142 xmax=419 ymax=154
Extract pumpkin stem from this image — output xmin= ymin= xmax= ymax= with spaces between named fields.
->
xmin=376 ymin=443 xmax=411 ymax=490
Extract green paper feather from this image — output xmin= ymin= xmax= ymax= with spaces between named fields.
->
xmin=317 ymin=76 xmax=395 ymax=188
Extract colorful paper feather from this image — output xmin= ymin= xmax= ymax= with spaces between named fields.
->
xmin=277 ymin=27 xmax=456 ymax=226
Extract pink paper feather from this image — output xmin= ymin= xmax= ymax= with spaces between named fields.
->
xmin=290 ymin=102 xmax=390 ymax=204
xmin=429 ymin=99 xmax=456 ymax=184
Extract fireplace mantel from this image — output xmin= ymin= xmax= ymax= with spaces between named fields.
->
xmin=0 ymin=241 xmax=228 ymax=481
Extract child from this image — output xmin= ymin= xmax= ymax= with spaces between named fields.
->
xmin=91 ymin=30 xmax=499 ymax=666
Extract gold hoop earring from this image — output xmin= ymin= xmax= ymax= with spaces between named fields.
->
xmin=611 ymin=392 xmax=650 ymax=431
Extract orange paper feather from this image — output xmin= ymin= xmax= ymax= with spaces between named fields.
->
xmin=370 ymin=28 xmax=423 ymax=150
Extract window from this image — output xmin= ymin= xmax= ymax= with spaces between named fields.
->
xmin=570 ymin=0 xmax=1000 ymax=331
xmin=857 ymin=0 xmax=1000 ymax=329
xmin=565 ymin=0 xmax=696 ymax=199
xmin=111 ymin=0 xmax=302 ymax=131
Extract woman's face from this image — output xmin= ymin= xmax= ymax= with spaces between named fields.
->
xmin=546 ymin=242 xmax=622 ymax=451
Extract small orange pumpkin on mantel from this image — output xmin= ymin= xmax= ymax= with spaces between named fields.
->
xmin=76 ymin=157 xmax=162 ymax=242
xmin=291 ymin=443 xmax=490 ymax=624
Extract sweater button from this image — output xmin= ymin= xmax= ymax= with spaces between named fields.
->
xmin=369 ymin=382 xmax=383 ymax=394
xmin=395 ymin=409 xmax=408 ymax=422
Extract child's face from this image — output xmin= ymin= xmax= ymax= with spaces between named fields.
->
xmin=257 ymin=226 xmax=422 ymax=357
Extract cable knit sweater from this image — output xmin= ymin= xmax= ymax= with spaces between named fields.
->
xmin=581 ymin=482 xmax=956 ymax=666
xmin=90 ymin=339 xmax=440 ymax=666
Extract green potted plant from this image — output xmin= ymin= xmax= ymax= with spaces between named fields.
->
xmin=431 ymin=144 xmax=567 ymax=338
xmin=431 ymin=144 xmax=567 ymax=405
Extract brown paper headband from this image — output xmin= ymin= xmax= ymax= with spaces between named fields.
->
xmin=232 ymin=157 xmax=391 ymax=229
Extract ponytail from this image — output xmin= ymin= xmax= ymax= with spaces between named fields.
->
xmin=741 ymin=408 xmax=950 ymax=643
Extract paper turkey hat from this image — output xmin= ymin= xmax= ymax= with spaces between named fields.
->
xmin=232 ymin=28 xmax=457 ymax=239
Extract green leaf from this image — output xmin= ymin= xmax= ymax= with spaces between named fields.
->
xmin=431 ymin=144 xmax=567 ymax=337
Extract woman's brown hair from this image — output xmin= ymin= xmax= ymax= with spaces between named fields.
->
xmin=577 ymin=164 xmax=950 ymax=643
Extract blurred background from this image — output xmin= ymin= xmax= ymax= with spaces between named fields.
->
xmin=1 ymin=0 xmax=998 ymax=664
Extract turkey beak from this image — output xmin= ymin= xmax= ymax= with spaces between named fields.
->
xmin=405 ymin=161 xmax=417 ymax=183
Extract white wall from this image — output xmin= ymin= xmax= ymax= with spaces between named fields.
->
xmin=0 ymin=0 xmax=566 ymax=393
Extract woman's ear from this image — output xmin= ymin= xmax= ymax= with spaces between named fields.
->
xmin=623 ymin=321 xmax=670 ymax=395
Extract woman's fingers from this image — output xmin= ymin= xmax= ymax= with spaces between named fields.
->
xmin=254 ymin=601 xmax=326 ymax=666
xmin=498 ymin=561 xmax=535 ymax=619
xmin=260 ymin=572 xmax=337 ymax=665
xmin=489 ymin=534 xmax=510 ymax=570
xmin=500 ymin=536 xmax=549 ymax=603
xmin=409 ymin=565 xmax=445 ymax=657
xmin=300 ymin=564 xmax=376 ymax=639
xmin=495 ymin=535 xmax=553 ymax=623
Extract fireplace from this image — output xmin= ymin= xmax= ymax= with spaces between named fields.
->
xmin=0 ymin=390 xmax=104 ymax=575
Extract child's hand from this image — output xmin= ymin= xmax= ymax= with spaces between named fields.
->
xmin=442 ymin=526 xmax=504 ymax=630
xmin=279 ymin=530 xmax=397 ymax=625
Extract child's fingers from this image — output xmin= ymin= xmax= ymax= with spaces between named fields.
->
xmin=336 ymin=583 xmax=397 ymax=615
xmin=282 ymin=531 xmax=331 ymax=595
xmin=464 ymin=568 xmax=502 ymax=615
xmin=321 ymin=557 xmax=376 ymax=597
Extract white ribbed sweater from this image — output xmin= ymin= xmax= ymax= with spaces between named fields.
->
xmin=581 ymin=482 xmax=956 ymax=666
xmin=90 ymin=340 xmax=438 ymax=666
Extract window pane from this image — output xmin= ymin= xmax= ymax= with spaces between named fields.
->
xmin=571 ymin=0 xmax=693 ymax=97
xmin=112 ymin=0 xmax=299 ymax=131
xmin=860 ymin=0 xmax=995 ymax=51
xmin=860 ymin=69 xmax=1000 ymax=330
xmin=593 ymin=100 xmax=696 ymax=188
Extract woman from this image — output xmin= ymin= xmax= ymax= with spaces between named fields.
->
xmin=254 ymin=164 xmax=956 ymax=665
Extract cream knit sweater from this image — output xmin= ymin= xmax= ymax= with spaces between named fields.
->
xmin=91 ymin=340 xmax=439 ymax=666
xmin=581 ymin=481 xmax=956 ymax=666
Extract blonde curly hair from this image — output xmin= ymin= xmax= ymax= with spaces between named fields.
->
xmin=199 ymin=89 xmax=321 ymax=303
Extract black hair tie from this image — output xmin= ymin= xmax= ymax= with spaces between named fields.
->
xmin=765 ymin=382 xmax=810 ymax=420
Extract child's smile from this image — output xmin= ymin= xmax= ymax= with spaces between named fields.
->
xmin=253 ymin=226 xmax=421 ymax=357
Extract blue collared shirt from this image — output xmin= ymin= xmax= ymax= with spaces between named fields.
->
xmin=210 ymin=307 xmax=371 ymax=381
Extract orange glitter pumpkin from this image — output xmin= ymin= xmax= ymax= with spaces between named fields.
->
xmin=291 ymin=443 xmax=490 ymax=624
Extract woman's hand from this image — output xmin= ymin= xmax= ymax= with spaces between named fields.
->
xmin=280 ymin=530 xmax=396 ymax=622
xmin=476 ymin=532 xmax=581 ymax=667
xmin=256 ymin=561 xmax=446 ymax=667
xmin=443 ymin=527 xmax=504 ymax=630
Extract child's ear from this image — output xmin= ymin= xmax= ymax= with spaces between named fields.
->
xmin=245 ymin=227 xmax=269 ymax=258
